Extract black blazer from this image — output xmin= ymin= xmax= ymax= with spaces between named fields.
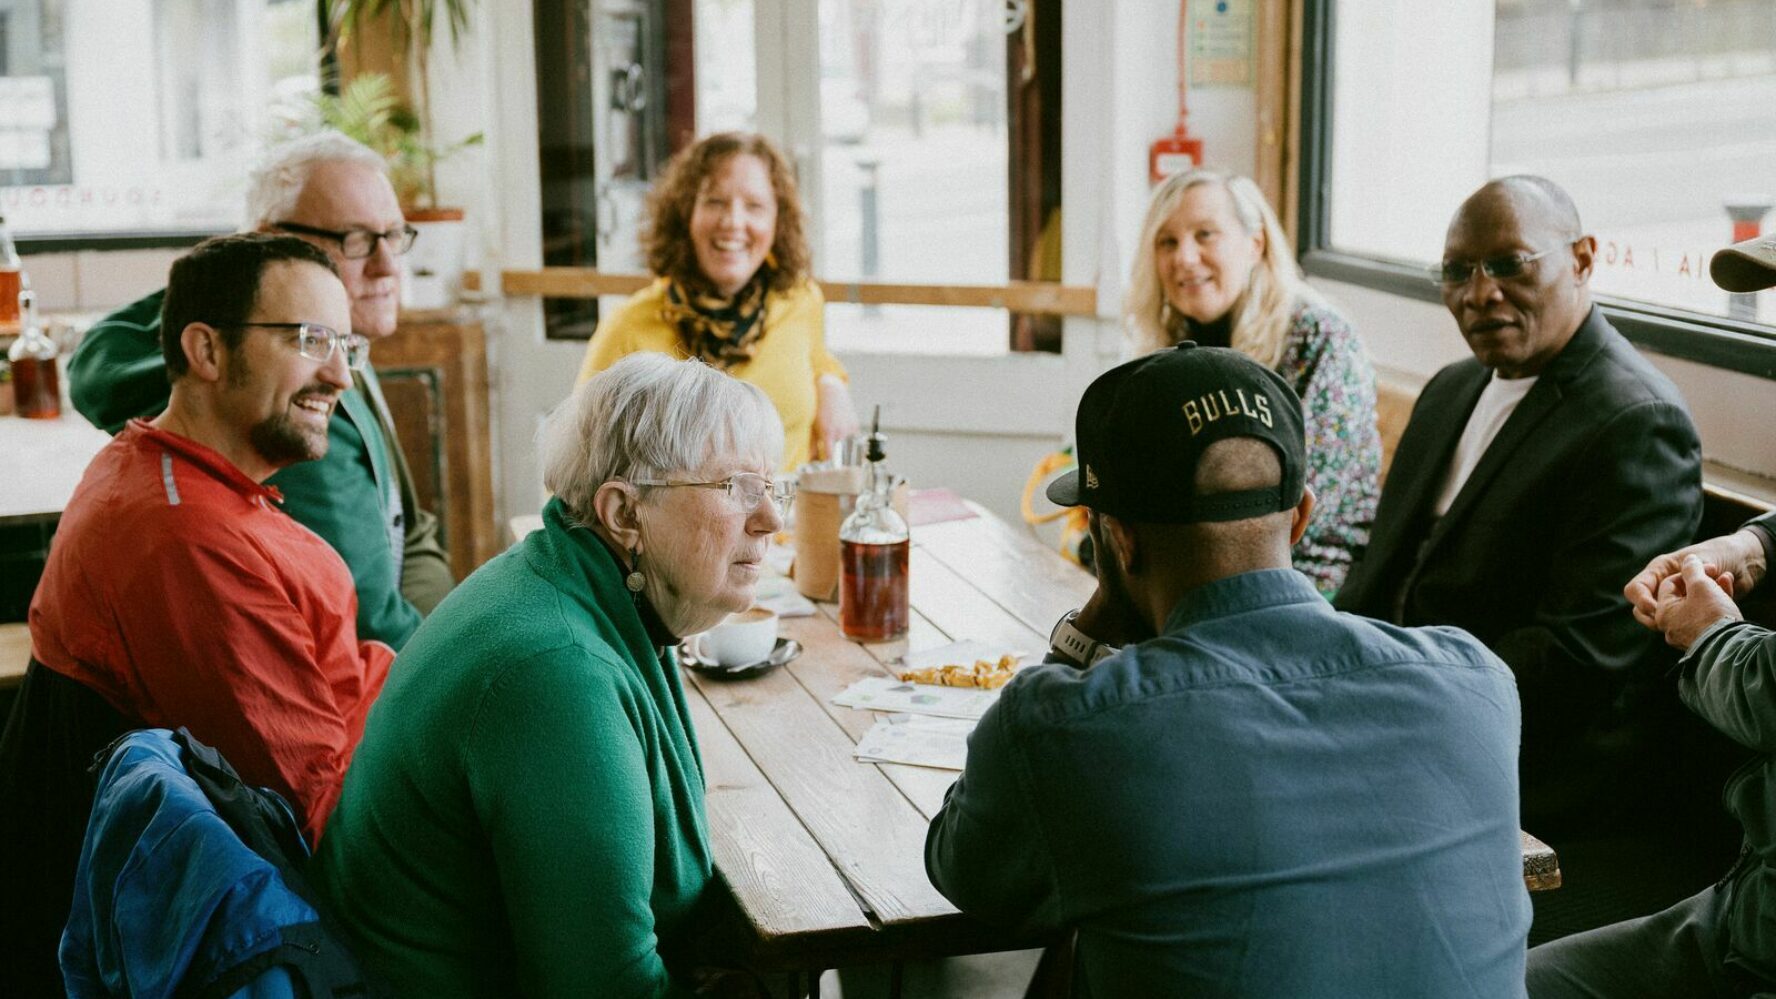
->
xmin=1336 ymin=308 xmax=1702 ymax=829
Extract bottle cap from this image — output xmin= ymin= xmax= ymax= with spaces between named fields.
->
xmin=866 ymin=405 xmax=887 ymax=463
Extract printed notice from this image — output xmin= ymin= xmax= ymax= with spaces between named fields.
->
xmin=832 ymin=675 xmax=1000 ymax=720
xmin=1190 ymin=0 xmax=1254 ymax=87
xmin=854 ymin=714 xmax=977 ymax=771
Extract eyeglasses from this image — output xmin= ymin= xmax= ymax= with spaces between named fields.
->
xmin=274 ymin=220 xmax=419 ymax=259
xmin=229 ymin=322 xmax=370 ymax=371
xmin=632 ymin=472 xmax=794 ymax=513
xmin=1428 ymin=246 xmax=1563 ymax=287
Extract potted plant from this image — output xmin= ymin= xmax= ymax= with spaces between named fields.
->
xmin=324 ymin=0 xmax=482 ymax=309
xmin=312 ymin=73 xmax=481 ymax=209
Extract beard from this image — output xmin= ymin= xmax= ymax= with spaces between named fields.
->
xmin=226 ymin=347 xmax=335 ymax=467
xmin=249 ymin=402 xmax=332 ymax=467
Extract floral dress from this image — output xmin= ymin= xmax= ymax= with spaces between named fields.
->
xmin=1273 ymin=302 xmax=1381 ymax=595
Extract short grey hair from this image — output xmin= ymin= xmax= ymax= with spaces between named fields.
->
xmin=244 ymin=131 xmax=388 ymax=228
xmin=540 ymin=354 xmax=785 ymax=521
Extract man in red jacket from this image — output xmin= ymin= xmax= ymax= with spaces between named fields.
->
xmin=4 ymin=231 xmax=398 ymax=996
xmin=30 ymin=232 xmax=396 ymax=845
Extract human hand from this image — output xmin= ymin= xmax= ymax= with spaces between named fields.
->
xmin=1072 ymin=515 xmax=1152 ymax=649
xmin=1625 ymin=528 xmax=1766 ymax=629
xmin=811 ymin=374 xmax=860 ymax=461
xmin=1651 ymin=554 xmax=1743 ymax=650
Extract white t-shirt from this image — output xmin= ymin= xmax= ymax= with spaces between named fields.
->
xmin=1432 ymin=373 xmax=1540 ymax=516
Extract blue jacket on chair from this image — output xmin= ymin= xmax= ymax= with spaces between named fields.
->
xmin=61 ymin=729 xmax=374 ymax=999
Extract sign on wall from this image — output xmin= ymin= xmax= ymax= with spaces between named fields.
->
xmin=1189 ymin=0 xmax=1254 ymax=87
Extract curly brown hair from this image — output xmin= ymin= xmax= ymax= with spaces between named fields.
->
xmin=642 ymin=132 xmax=811 ymax=295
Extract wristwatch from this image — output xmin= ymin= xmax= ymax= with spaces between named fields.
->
xmin=1049 ymin=610 xmax=1118 ymax=668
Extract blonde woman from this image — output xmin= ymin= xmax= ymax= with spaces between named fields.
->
xmin=1127 ymin=169 xmax=1380 ymax=594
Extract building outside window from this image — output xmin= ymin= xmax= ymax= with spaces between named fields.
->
xmin=0 ymin=0 xmax=320 ymax=240
xmin=702 ymin=0 xmax=1021 ymax=355
xmin=1326 ymin=0 xmax=1776 ymax=328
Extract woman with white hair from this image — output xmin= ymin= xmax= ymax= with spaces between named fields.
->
xmin=1127 ymin=168 xmax=1380 ymax=595
xmin=314 ymin=354 xmax=786 ymax=997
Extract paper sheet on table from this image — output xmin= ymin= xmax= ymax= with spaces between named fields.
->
xmin=831 ymin=676 xmax=1000 ymax=720
xmin=752 ymin=573 xmax=816 ymax=618
xmin=854 ymin=714 xmax=977 ymax=771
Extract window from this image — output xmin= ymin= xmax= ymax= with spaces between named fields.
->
xmin=532 ymin=0 xmax=1054 ymax=353
xmin=694 ymin=0 xmax=1037 ymax=355
xmin=1312 ymin=0 xmax=1776 ymax=334
xmin=0 ymin=0 xmax=320 ymax=240
xmin=695 ymin=0 xmax=755 ymax=133
xmin=811 ymin=0 xmax=1016 ymax=355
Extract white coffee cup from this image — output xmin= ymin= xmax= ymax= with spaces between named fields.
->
xmin=697 ymin=607 xmax=779 ymax=667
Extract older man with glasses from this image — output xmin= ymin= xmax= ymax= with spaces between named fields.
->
xmin=68 ymin=130 xmax=453 ymax=650
xmin=1336 ymin=176 xmax=1710 ymax=942
xmin=1 ymin=234 xmax=397 ymax=996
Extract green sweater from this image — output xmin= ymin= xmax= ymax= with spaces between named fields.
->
xmin=314 ymin=498 xmax=713 ymax=998
xmin=68 ymin=290 xmax=453 ymax=648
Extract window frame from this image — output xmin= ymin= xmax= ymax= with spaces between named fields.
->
xmin=1294 ymin=0 xmax=1776 ymax=381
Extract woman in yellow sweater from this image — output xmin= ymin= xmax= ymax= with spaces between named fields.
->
xmin=578 ymin=132 xmax=858 ymax=470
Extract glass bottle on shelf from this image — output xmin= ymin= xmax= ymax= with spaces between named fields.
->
xmin=0 ymin=213 xmax=23 ymax=335
xmin=839 ymin=407 xmax=909 ymax=641
xmin=9 ymin=288 xmax=61 ymax=419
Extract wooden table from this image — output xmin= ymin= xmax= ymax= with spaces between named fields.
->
xmin=672 ymin=501 xmax=1561 ymax=982
xmin=0 ymin=412 xmax=108 ymax=525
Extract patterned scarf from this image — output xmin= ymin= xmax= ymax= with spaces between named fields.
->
xmin=663 ymin=271 xmax=771 ymax=368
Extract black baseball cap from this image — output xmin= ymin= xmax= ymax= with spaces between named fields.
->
xmin=1046 ymin=342 xmax=1307 ymax=524
xmin=1712 ymin=235 xmax=1776 ymax=292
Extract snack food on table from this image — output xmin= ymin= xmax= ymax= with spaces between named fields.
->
xmin=899 ymin=654 xmax=1021 ymax=689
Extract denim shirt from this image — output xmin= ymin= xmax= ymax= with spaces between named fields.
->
xmin=927 ymin=568 xmax=1531 ymax=998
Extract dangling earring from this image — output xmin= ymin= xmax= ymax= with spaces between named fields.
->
xmin=625 ymin=548 xmax=646 ymax=593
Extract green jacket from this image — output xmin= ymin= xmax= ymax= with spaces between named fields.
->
xmin=68 ymin=290 xmax=453 ymax=648
xmin=1679 ymin=617 xmax=1776 ymax=983
xmin=314 ymin=498 xmax=713 ymax=998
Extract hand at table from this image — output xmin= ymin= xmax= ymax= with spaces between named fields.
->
xmin=1626 ymin=528 xmax=1766 ymax=629
xmin=1651 ymin=554 xmax=1742 ymax=651
xmin=1073 ymin=584 xmax=1152 ymax=654
xmin=1073 ymin=515 xmax=1155 ymax=651
xmin=812 ymin=374 xmax=861 ymax=461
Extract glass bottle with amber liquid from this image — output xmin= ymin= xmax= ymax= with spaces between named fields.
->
xmin=9 ymin=288 xmax=60 ymax=419
xmin=0 ymin=212 xmax=22 ymax=335
xmin=839 ymin=408 xmax=908 ymax=641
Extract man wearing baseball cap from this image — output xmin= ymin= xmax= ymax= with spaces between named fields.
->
xmin=1525 ymin=239 xmax=1776 ymax=997
xmin=926 ymin=343 xmax=1530 ymax=996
